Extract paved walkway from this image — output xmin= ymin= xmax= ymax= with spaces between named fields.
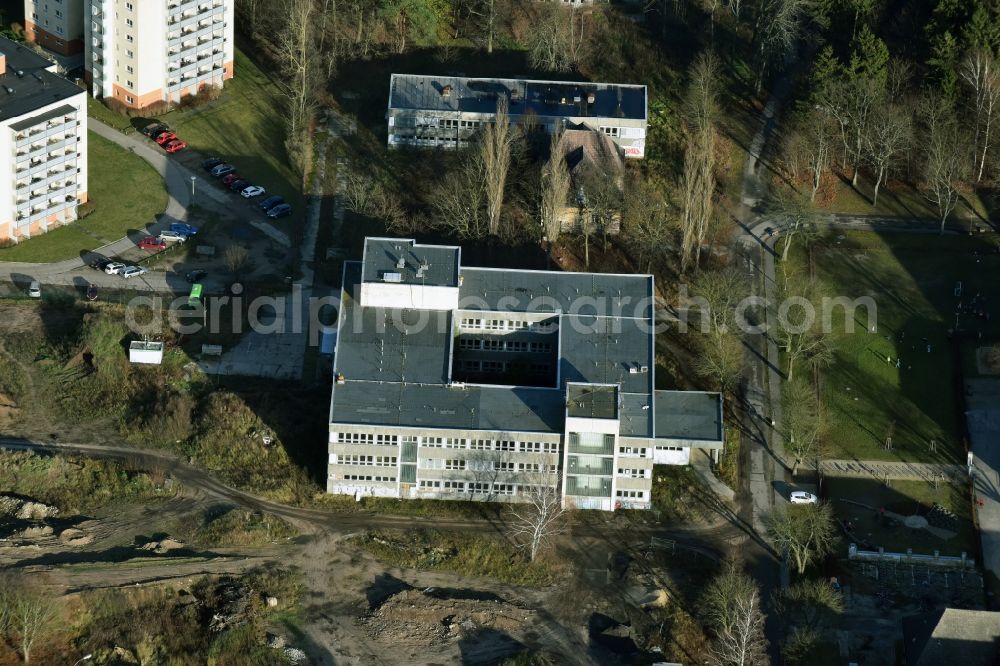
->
xmin=820 ymin=459 xmax=966 ymax=482
xmin=965 ymin=378 xmax=1000 ymax=580
xmin=691 ymin=449 xmax=736 ymax=502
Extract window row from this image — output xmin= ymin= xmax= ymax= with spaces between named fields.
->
xmin=457 ymin=338 xmax=552 ymax=354
xmin=617 ymin=468 xmax=650 ymax=479
xmin=616 ymin=490 xmax=647 ymax=500
xmin=336 ymin=433 xmax=559 ymax=454
xmin=655 ymin=446 xmax=685 ymax=452
xmin=334 ymin=433 xmax=399 ymax=445
xmin=337 ymin=455 xmax=397 ymax=466
xmin=342 ymin=474 xmax=396 ymax=482
xmin=460 ymin=318 xmax=554 ymax=332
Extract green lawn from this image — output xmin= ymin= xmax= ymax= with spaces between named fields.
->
xmin=826 ymin=477 xmax=975 ymax=557
xmin=793 ymin=231 xmax=1000 ymax=464
xmin=154 ymin=49 xmax=303 ymax=209
xmin=0 ymin=131 xmax=166 ymax=263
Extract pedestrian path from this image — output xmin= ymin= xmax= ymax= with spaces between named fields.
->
xmin=820 ymin=459 xmax=966 ymax=482
xmin=965 ymin=378 xmax=1000 ymax=580
xmin=691 ymin=449 xmax=736 ymax=503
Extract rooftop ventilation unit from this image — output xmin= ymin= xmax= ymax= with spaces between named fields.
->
xmin=3 ymin=86 xmax=13 ymax=94
xmin=441 ymin=84 xmax=452 ymax=98
xmin=416 ymin=260 xmax=430 ymax=278
xmin=396 ymin=256 xmax=405 ymax=270
xmin=15 ymin=70 xmax=24 ymax=78
xmin=382 ymin=272 xmax=402 ymax=283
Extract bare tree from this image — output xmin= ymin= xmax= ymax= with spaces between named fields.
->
xmin=481 ymin=96 xmax=513 ymax=237
xmin=788 ymin=108 xmax=836 ymax=204
xmin=680 ymin=52 xmax=720 ymax=273
xmin=0 ymin=579 xmax=57 ymax=664
xmin=622 ymin=175 xmax=675 ymax=273
xmin=701 ymin=560 xmax=770 ymax=666
xmin=774 ymin=276 xmax=833 ymax=382
xmin=224 ymin=245 xmax=251 ymax=280
xmin=528 ymin=4 xmax=587 ymax=72
xmin=771 ymin=193 xmax=817 ymax=261
xmin=343 ymin=171 xmax=408 ymax=232
xmin=864 ymin=100 xmax=911 ymax=207
xmin=752 ymin=0 xmax=805 ymax=92
xmin=508 ymin=467 xmax=568 ymax=562
xmin=961 ymin=49 xmax=1000 ymax=183
xmin=781 ymin=377 xmax=824 ymax=475
xmin=766 ymin=503 xmax=837 ymax=575
xmin=921 ymin=99 xmax=966 ymax=232
xmin=276 ymin=0 xmax=319 ymax=173
xmin=690 ymin=267 xmax=748 ymax=392
xmin=540 ymin=130 xmax=571 ymax=252
xmin=431 ymin=155 xmax=489 ymax=239
xmin=466 ymin=0 xmax=502 ymax=54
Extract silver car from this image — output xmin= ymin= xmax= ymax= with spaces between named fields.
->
xmin=120 ymin=266 xmax=147 ymax=279
xmin=104 ymin=262 xmax=127 ymax=275
xmin=158 ymin=230 xmax=187 ymax=243
xmin=789 ymin=491 xmax=819 ymax=504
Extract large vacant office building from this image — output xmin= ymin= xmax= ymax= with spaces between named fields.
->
xmin=327 ymin=238 xmax=723 ymax=511
xmin=387 ymin=74 xmax=648 ymax=158
xmin=24 ymin=0 xmax=85 ymax=55
xmin=84 ymin=0 xmax=234 ymax=110
xmin=0 ymin=38 xmax=88 ymax=242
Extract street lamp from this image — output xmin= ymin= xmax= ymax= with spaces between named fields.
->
xmin=190 ymin=175 xmax=196 ymax=196
xmin=74 ymin=656 xmax=93 ymax=666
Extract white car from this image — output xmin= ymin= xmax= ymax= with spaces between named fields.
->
xmin=27 ymin=281 xmax=41 ymax=298
xmin=241 ymin=185 xmax=265 ymax=198
xmin=104 ymin=262 xmax=127 ymax=275
xmin=120 ymin=266 xmax=147 ymax=279
xmin=789 ymin=491 xmax=819 ymax=504
xmin=158 ymin=230 xmax=187 ymax=243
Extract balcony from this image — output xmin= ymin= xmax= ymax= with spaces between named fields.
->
xmin=566 ymin=433 xmax=615 ymax=456
xmin=566 ymin=456 xmax=614 ymax=477
xmin=565 ymin=476 xmax=612 ymax=498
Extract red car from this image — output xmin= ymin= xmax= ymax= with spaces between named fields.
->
xmin=138 ymin=236 xmax=167 ymax=250
xmin=164 ymin=140 xmax=187 ymax=153
xmin=221 ymin=173 xmax=243 ymax=186
xmin=154 ymin=132 xmax=178 ymax=145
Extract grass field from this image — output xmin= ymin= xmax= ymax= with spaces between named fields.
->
xmin=143 ymin=50 xmax=304 ymax=210
xmin=793 ymin=231 xmax=1000 ymax=464
xmin=825 ymin=477 xmax=975 ymax=556
xmin=0 ymin=132 xmax=167 ymax=263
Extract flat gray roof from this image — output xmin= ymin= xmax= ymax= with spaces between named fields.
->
xmin=654 ymin=390 xmax=724 ymax=443
xmin=458 ymin=267 xmax=653 ymax=317
xmin=362 ymin=238 xmax=459 ymax=288
xmin=567 ymin=384 xmax=618 ymax=420
xmin=389 ymin=73 xmax=647 ymax=122
xmin=330 ymin=381 xmax=565 ymax=433
xmin=330 ymin=238 xmax=720 ymax=440
xmin=0 ymin=39 xmax=82 ymax=124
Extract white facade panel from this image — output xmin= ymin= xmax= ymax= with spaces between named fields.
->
xmin=360 ymin=282 xmax=459 ymax=311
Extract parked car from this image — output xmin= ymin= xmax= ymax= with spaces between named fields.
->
xmin=141 ymin=123 xmax=168 ymax=137
xmin=104 ymin=262 xmax=127 ymax=275
xmin=138 ymin=236 xmax=167 ymax=250
xmin=211 ymin=164 xmax=235 ymax=177
xmin=229 ymin=179 xmax=250 ymax=193
xmin=186 ymin=269 xmax=208 ymax=283
xmin=121 ymin=266 xmax=147 ymax=279
xmin=789 ymin=491 xmax=818 ymax=505
xmin=164 ymin=140 xmax=187 ymax=153
xmin=221 ymin=173 xmax=243 ymax=187
xmin=240 ymin=185 xmax=265 ymax=198
xmin=158 ymin=230 xmax=187 ymax=242
xmin=202 ymin=157 xmax=223 ymax=171
xmin=267 ymin=203 xmax=292 ymax=219
xmin=86 ymin=284 xmax=99 ymax=301
xmin=258 ymin=195 xmax=284 ymax=211
xmin=154 ymin=132 xmax=178 ymax=145
xmin=27 ymin=281 xmax=41 ymax=298
xmin=170 ymin=222 xmax=199 ymax=237
xmin=90 ymin=258 xmax=111 ymax=271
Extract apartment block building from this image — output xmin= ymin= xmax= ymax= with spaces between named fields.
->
xmin=387 ymin=74 xmax=648 ymax=158
xmin=84 ymin=0 xmax=234 ymax=110
xmin=0 ymin=38 xmax=88 ymax=242
xmin=327 ymin=238 xmax=724 ymax=511
xmin=24 ymin=0 xmax=86 ymax=55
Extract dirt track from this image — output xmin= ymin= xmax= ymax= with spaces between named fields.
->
xmin=0 ymin=436 xmax=756 ymax=664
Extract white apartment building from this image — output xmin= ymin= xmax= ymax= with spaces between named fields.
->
xmin=24 ymin=0 xmax=85 ymax=55
xmin=327 ymin=238 xmax=725 ymax=511
xmin=84 ymin=0 xmax=234 ymax=110
xmin=0 ymin=38 xmax=88 ymax=242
